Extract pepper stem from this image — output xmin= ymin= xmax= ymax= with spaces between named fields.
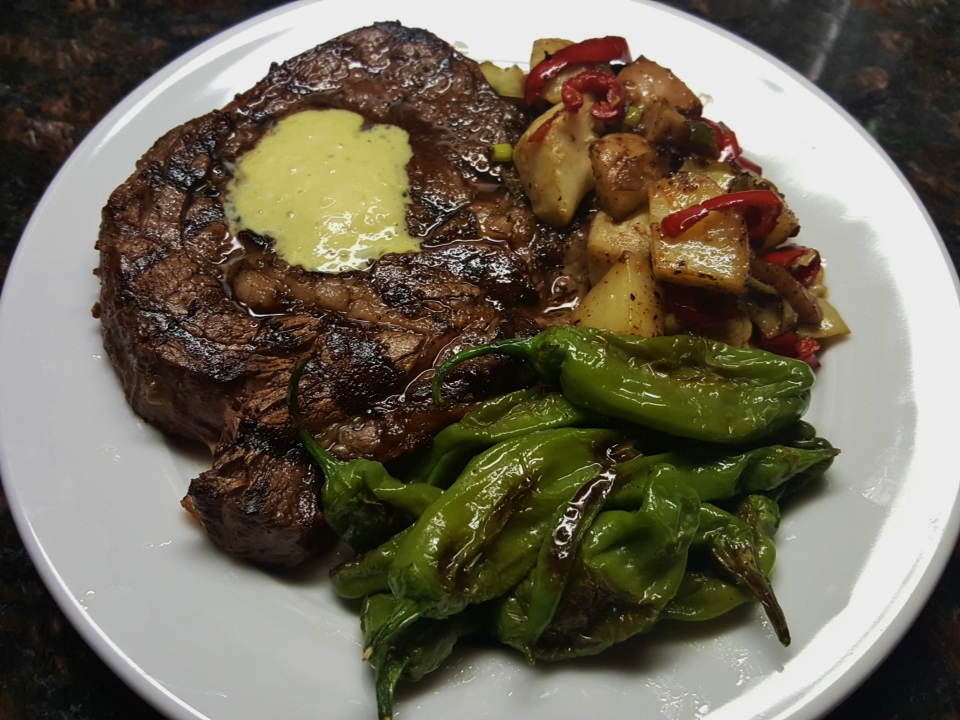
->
xmin=364 ymin=598 xmax=425 ymax=720
xmin=713 ymin=535 xmax=791 ymax=646
xmin=431 ymin=337 xmax=534 ymax=406
xmin=287 ymin=354 xmax=340 ymax=476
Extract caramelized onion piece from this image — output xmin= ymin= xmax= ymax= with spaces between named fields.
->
xmin=749 ymin=258 xmax=823 ymax=327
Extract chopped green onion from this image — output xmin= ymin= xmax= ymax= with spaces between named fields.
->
xmin=490 ymin=143 xmax=514 ymax=162
xmin=623 ymin=104 xmax=644 ymax=127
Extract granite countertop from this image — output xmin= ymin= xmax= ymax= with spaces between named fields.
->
xmin=1 ymin=1 xmax=958 ymax=718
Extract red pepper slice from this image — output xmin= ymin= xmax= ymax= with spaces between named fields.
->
xmin=561 ymin=71 xmax=625 ymax=121
xmin=700 ymin=118 xmax=741 ymax=162
xmin=528 ymin=107 xmax=565 ymax=143
xmin=524 ymin=36 xmax=632 ymax=104
xmin=760 ymin=332 xmax=821 ymax=368
xmin=699 ymin=118 xmax=764 ymax=174
xmin=660 ymin=189 xmax=783 ymax=239
xmin=760 ymin=245 xmax=822 ymax=287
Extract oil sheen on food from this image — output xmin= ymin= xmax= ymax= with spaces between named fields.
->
xmin=226 ymin=108 xmax=421 ymax=273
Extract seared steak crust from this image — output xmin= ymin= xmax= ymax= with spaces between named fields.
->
xmin=95 ymin=22 xmax=588 ymax=566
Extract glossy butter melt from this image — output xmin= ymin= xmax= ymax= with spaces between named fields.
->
xmin=226 ymin=108 xmax=420 ymax=273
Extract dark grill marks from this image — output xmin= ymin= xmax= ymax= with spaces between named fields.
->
xmin=95 ymin=22 xmax=590 ymax=566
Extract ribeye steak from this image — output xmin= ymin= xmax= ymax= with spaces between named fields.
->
xmin=94 ymin=22 xmax=588 ymax=566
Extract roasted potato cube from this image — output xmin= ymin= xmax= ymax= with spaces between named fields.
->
xmin=618 ymin=56 xmax=703 ymax=117
xmin=514 ymin=103 xmax=599 ymax=227
xmin=634 ymin=98 xmax=692 ymax=146
xmin=479 ymin=62 xmax=525 ymax=99
xmin=649 ymin=173 xmax=751 ymax=294
xmin=586 ymin=208 xmax=654 ymax=284
xmin=572 ymin=251 xmax=665 ymax=337
xmin=590 ymin=133 xmax=670 ymax=221
xmin=530 ymin=38 xmax=573 ymax=69
xmin=679 ymin=157 xmax=739 ymax=191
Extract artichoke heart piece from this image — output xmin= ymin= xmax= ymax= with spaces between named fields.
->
xmin=514 ymin=103 xmax=600 ymax=227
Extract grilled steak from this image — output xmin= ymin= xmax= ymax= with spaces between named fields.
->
xmin=95 ymin=22 xmax=589 ymax=566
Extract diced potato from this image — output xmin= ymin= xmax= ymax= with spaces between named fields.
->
xmin=633 ymin=98 xmax=692 ymax=146
xmin=727 ymin=172 xmax=800 ymax=251
xmin=618 ymin=57 xmax=703 ymax=117
xmin=649 ymin=173 xmax=750 ymax=294
xmin=757 ymin=203 xmax=800 ymax=252
xmin=513 ymin=103 xmax=599 ymax=227
xmin=479 ymin=62 xmax=525 ymax=99
xmin=586 ymin=209 xmax=654 ymax=284
xmin=679 ymin=157 xmax=739 ymax=191
xmin=530 ymin=38 xmax=573 ymax=69
xmin=590 ymin=133 xmax=670 ymax=221
xmin=572 ymin=251 xmax=665 ymax=337
xmin=527 ymin=39 xmax=618 ymax=105
xmin=528 ymin=38 xmax=566 ymax=104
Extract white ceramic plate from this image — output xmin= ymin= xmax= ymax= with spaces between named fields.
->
xmin=2 ymin=1 xmax=960 ymax=718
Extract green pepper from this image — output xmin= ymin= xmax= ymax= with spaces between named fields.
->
xmin=662 ymin=497 xmax=790 ymax=646
xmin=433 ymin=327 xmax=815 ymax=444
xmin=408 ymin=387 xmax=608 ymax=488
xmin=288 ymin=356 xmax=441 ymax=551
xmin=521 ymin=468 xmax=619 ymax=659
xmin=496 ymin=473 xmax=701 ymax=661
xmin=365 ymin=427 xmax=621 ymax=675
xmin=360 ymin=593 xmax=484 ymax=720
xmin=330 ymin=529 xmax=408 ymax=600
xmin=605 ymin=440 xmax=839 ymax=508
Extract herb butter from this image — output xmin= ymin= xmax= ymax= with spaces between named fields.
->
xmin=226 ymin=108 xmax=420 ymax=273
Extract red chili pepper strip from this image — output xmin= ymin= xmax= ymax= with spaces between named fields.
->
xmin=760 ymin=332 xmax=821 ymax=368
xmin=701 ymin=118 xmax=741 ymax=162
xmin=760 ymin=245 xmax=822 ymax=287
xmin=561 ymin=71 xmax=625 ymax=121
xmin=660 ymin=189 xmax=783 ymax=239
xmin=736 ymin=155 xmax=764 ymax=174
xmin=700 ymin=118 xmax=763 ymax=174
xmin=528 ymin=107 xmax=565 ymax=143
xmin=524 ymin=36 xmax=632 ymax=104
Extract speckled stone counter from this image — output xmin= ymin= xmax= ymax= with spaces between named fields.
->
xmin=1 ymin=1 xmax=958 ymax=718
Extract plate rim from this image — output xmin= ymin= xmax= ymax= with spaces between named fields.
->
xmin=2 ymin=1 xmax=960 ymax=719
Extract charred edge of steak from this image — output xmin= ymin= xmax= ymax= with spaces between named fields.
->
xmin=96 ymin=21 xmax=589 ymax=566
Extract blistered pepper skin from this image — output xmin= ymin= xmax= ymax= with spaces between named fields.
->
xmin=496 ymin=473 xmax=701 ymax=661
xmin=434 ymin=327 xmax=816 ymax=445
xmin=362 ymin=427 xmax=622 ymax=690
xmin=662 ymin=497 xmax=790 ymax=646
xmin=408 ymin=388 xmax=607 ymax=488
xmin=605 ymin=440 xmax=839 ymax=508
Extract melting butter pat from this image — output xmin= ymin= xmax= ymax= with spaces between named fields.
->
xmin=226 ymin=108 xmax=420 ymax=273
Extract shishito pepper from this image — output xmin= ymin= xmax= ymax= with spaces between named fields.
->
xmin=496 ymin=472 xmax=701 ymax=661
xmin=360 ymin=594 xmax=484 ymax=720
xmin=521 ymin=468 xmax=619 ymax=657
xmin=408 ymin=387 xmax=608 ymax=488
xmin=662 ymin=496 xmax=790 ymax=645
xmin=433 ymin=327 xmax=816 ymax=445
xmin=288 ymin=356 xmax=441 ymax=551
xmin=362 ymin=427 xmax=622 ymax=715
xmin=604 ymin=437 xmax=839 ymax=508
